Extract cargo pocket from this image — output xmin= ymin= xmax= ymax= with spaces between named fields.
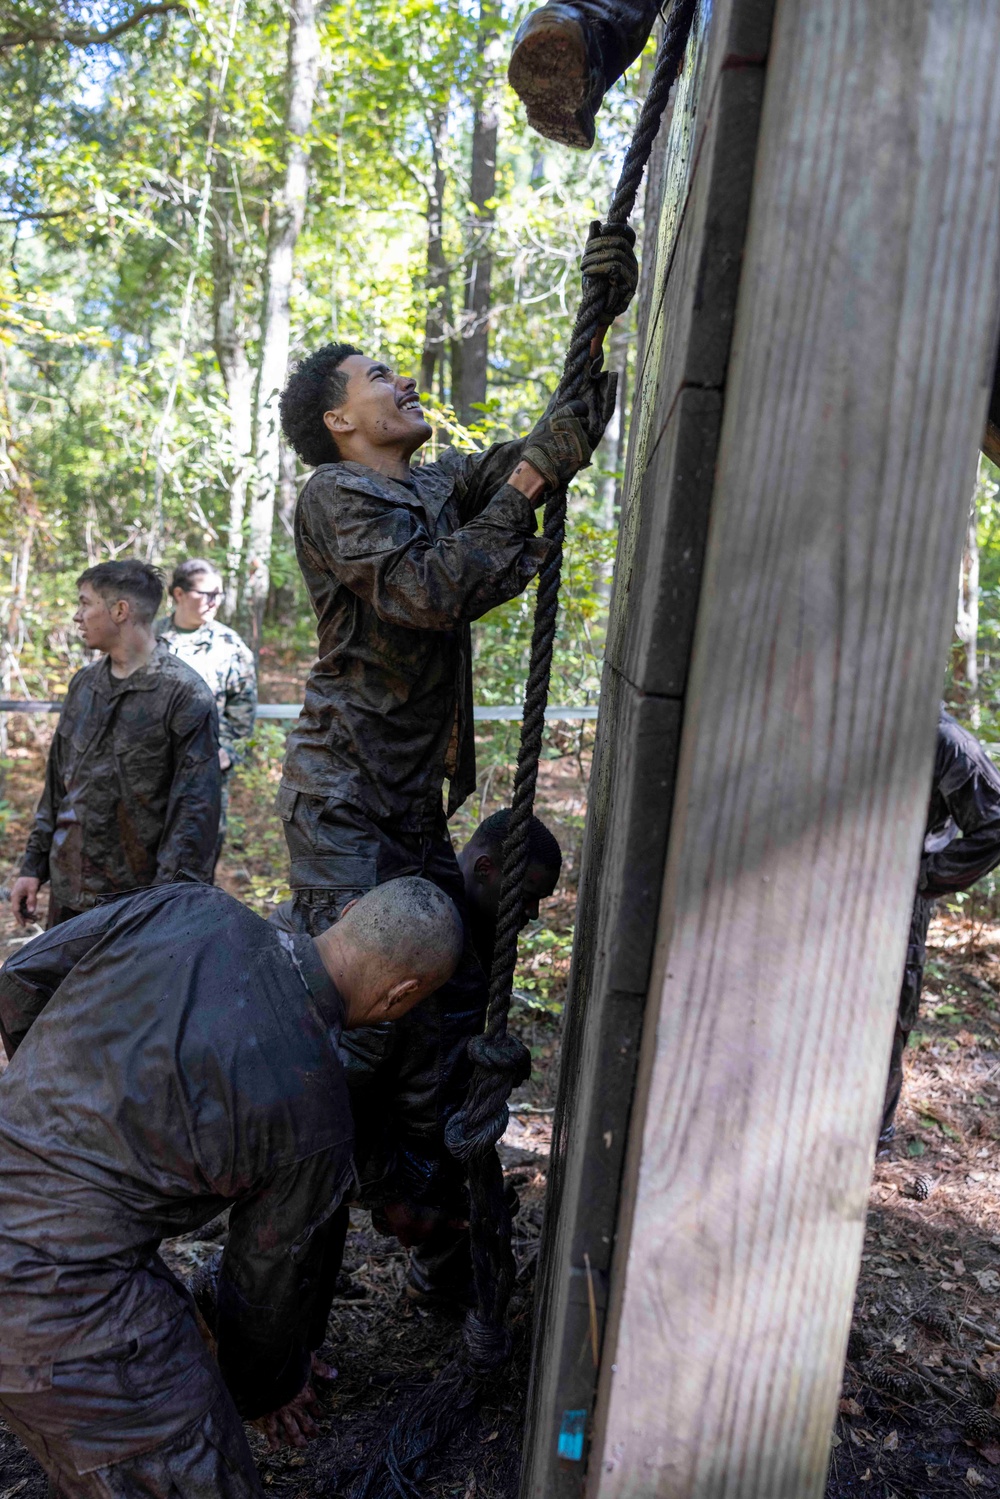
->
xmin=274 ymin=785 xmax=298 ymax=822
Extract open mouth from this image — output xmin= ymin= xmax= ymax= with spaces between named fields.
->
xmin=399 ymin=395 xmax=423 ymax=414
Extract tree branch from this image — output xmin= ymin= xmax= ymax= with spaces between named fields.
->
xmin=0 ymin=2 xmax=183 ymax=51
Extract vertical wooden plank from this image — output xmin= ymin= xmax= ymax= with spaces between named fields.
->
xmin=521 ymin=1 xmax=775 ymax=1495
xmin=590 ymin=2 xmax=1000 ymax=1497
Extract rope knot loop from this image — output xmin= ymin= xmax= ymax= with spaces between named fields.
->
xmin=444 ymin=1032 xmax=531 ymax=1164
xmin=462 ymin=1311 xmax=513 ymax=1376
xmin=580 ymin=218 xmax=639 ymax=323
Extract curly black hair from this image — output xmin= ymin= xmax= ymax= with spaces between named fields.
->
xmin=279 ymin=342 xmax=362 ymax=466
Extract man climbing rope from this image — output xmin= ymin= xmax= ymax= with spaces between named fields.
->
xmin=879 ymin=706 xmax=1000 ymax=1150
xmin=275 ymin=330 xmax=631 ymax=1236
xmin=0 ymin=876 xmax=462 ymax=1498
xmin=508 ymin=0 xmax=664 ymax=149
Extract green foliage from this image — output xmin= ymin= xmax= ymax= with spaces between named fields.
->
xmin=0 ymin=0 xmax=645 ymax=696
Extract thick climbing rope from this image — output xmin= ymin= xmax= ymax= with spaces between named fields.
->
xmin=350 ymin=3 xmax=698 ymax=1493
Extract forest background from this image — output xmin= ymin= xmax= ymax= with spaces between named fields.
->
xmin=2 ymin=0 xmax=999 ymax=942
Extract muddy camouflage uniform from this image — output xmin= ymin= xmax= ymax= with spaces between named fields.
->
xmin=278 ymin=444 xmax=549 ymax=1255
xmin=18 ymin=645 xmax=221 ymax=924
xmin=881 ymin=707 xmax=1000 ymax=1138
xmin=0 ymin=881 xmax=354 ymax=1498
xmin=157 ymin=617 xmax=257 ymax=856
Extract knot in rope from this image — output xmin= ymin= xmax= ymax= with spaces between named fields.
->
xmin=462 ymin=1310 xmax=514 ymax=1376
xmin=444 ymin=1032 xmax=531 ymax=1164
xmin=580 ymin=219 xmax=639 ymax=324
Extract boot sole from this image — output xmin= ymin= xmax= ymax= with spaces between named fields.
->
xmin=508 ymin=22 xmax=595 ymax=149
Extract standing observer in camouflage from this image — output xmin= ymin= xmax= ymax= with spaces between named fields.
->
xmin=11 ymin=561 xmax=221 ymax=928
xmin=157 ymin=558 xmax=257 ymax=861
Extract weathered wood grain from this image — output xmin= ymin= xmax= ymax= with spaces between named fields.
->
xmin=520 ymin=1 xmax=775 ymax=1495
xmin=590 ymin=2 xmax=1000 ymax=1496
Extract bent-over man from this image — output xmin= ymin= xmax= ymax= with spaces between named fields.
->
xmin=275 ymin=338 xmax=619 ymax=1240
xmin=11 ymin=560 xmax=221 ymax=928
xmin=0 ymin=876 xmax=462 ymax=1497
xmin=880 ymin=706 xmax=1000 ymax=1147
xmin=158 ymin=557 xmax=257 ymax=863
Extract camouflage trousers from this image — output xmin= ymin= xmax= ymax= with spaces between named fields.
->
xmin=0 ymin=1296 xmax=262 ymax=1498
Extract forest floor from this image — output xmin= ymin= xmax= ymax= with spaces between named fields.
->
xmin=1 ymin=669 xmax=999 ymax=1497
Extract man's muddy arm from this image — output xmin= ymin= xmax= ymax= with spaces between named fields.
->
xmin=19 ymin=730 xmax=66 ymax=887
xmin=155 ymin=701 xmax=222 ymax=883
xmin=307 ymin=484 xmax=552 ymax=632
xmin=217 ymin=1149 xmax=352 ymax=1420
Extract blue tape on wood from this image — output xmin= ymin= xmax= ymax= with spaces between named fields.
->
xmin=557 ymin=1409 xmax=587 ymax=1463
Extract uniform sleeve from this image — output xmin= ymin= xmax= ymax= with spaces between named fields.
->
xmin=929 ymin=755 xmax=1000 ymax=893
xmin=220 ymin=641 xmax=257 ymax=762
xmin=0 ymin=904 xmax=118 ymax=1057
xmin=216 ymin=1147 xmax=353 ymax=1419
xmin=155 ymin=686 xmax=222 ymax=883
xmin=443 ymin=437 xmax=530 ymax=523
xmin=300 ymin=479 xmax=551 ymax=632
xmin=19 ymin=732 xmax=65 ymax=884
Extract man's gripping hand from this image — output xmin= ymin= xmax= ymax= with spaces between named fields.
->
xmin=521 ymin=399 xmax=595 ymax=491
xmin=10 ymin=876 xmax=40 ymax=928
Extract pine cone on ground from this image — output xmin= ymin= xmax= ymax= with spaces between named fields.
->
xmin=964 ymin=1407 xmax=1000 ymax=1445
xmin=913 ymin=1305 xmax=956 ymax=1342
xmin=971 ymin=1370 xmax=1000 ymax=1408
xmin=865 ymin=1362 xmax=918 ymax=1400
xmin=903 ymin=1174 xmax=931 ymax=1201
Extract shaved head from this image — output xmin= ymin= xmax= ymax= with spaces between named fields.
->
xmin=314 ymin=877 xmax=464 ymax=1029
xmin=337 ymin=877 xmax=463 ymax=981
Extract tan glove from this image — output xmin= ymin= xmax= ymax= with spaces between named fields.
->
xmin=580 ymin=220 xmax=639 ymax=322
xmin=521 ymin=399 xmax=594 ymax=490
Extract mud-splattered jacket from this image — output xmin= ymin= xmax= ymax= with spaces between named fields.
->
xmin=280 ymin=442 xmax=551 ymax=830
xmin=897 ymin=708 xmax=1000 ymax=1031
xmin=19 ymin=645 xmax=221 ymax=909
xmin=0 ymin=881 xmax=354 ymax=1419
xmin=156 ymin=617 xmax=257 ymax=763
xmin=919 ymin=707 xmax=1000 ymax=897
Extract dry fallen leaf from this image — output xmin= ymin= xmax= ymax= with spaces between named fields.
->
xmin=966 ymin=1467 xmax=985 ymax=1488
xmin=884 ymin=1430 xmax=899 ymax=1451
xmin=976 ymin=1443 xmax=1000 ymax=1467
xmin=953 ymin=1258 xmax=967 ymax=1276
xmin=839 ymin=1398 xmax=865 ymax=1417
xmin=975 ymin=1270 xmax=1000 ymax=1292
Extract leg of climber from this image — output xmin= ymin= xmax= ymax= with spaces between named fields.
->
xmin=878 ymin=893 xmax=934 ymax=1150
xmin=507 ymin=0 xmax=665 ymax=149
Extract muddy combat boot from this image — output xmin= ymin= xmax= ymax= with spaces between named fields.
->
xmin=507 ymin=0 xmax=663 ymax=149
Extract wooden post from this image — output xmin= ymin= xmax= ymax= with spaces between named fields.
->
xmin=523 ymin=0 xmax=1000 ymax=1496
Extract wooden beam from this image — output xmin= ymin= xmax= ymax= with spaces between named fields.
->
xmin=589 ymin=2 xmax=1000 ymax=1496
xmin=521 ymin=1 xmax=775 ymax=1494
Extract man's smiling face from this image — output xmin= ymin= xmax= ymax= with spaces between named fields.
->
xmin=323 ymin=354 xmax=432 ymax=461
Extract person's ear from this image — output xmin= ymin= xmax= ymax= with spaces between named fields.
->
xmin=323 ymin=407 xmax=353 ymax=437
xmin=110 ymin=598 xmax=130 ymax=625
xmin=473 ymin=853 xmax=494 ymax=883
xmin=340 ymin=897 xmax=360 ymax=917
xmin=384 ymin=977 xmax=420 ymax=1016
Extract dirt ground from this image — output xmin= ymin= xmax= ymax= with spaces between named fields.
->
xmin=2 ymin=685 xmax=1000 ymax=1497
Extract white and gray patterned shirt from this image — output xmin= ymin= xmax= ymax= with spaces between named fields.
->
xmin=157 ymin=617 xmax=257 ymax=761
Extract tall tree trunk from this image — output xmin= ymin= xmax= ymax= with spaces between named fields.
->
xmin=455 ymin=15 xmax=500 ymax=426
xmin=420 ymin=113 xmax=450 ymax=402
xmin=246 ymin=0 xmax=319 ymax=652
xmin=212 ymin=172 xmax=254 ymax=618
